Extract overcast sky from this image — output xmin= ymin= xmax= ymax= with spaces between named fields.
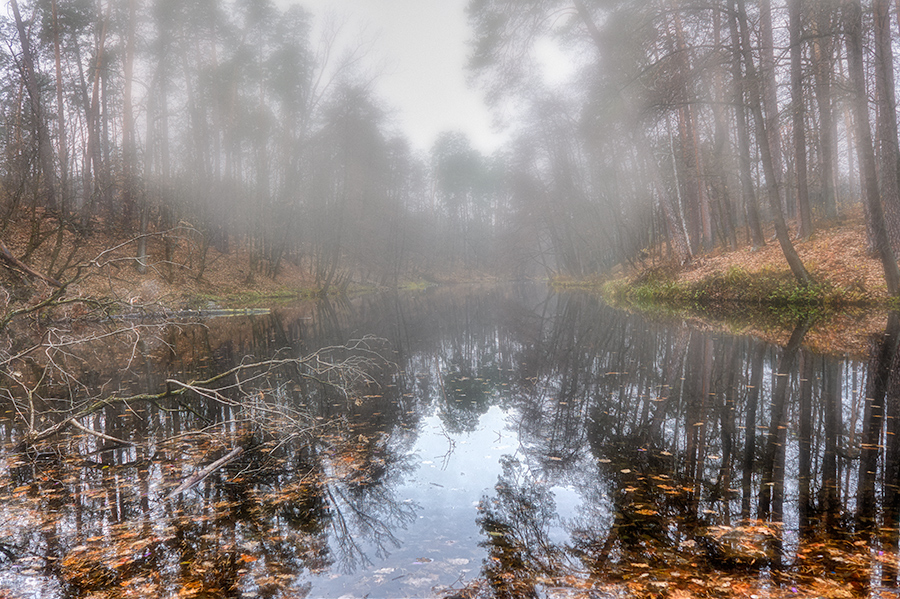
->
xmin=285 ymin=0 xmax=506 ymax=155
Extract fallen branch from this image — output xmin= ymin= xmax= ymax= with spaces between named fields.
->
xmin=23 ymin=389 xmax=182 ymax=446
xmin=0 ymin=238 xmax=62 ymax=287
xmin=164 ymin=446 xmax=244 ymax=501
xmin=19 ymin=358 xmax=301 ymax=446
xmin=18 ymin=345 xmax=390 ymax=447
xmin=70 ymin=419 xmax=137 ymax=447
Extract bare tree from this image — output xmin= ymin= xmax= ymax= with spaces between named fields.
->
xmin=790 ymin=0 xmax=813 ymax=239
xmin=843 ymin=0 xmax=900 ymax=295
xmin=734 ymin=0 xmax=811 ymax=286
xmin=874 ymin=0 xmax=900 ymax=251
xmin=9 ymin=0 xmax=57 ymax=211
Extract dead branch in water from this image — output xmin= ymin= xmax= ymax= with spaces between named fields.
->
xmin=164 ymin=446 xmax=244 ymax=501
xmin=9 ymin=336 xmax=391 ymax=449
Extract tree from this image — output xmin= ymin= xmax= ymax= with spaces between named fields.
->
xmin=843 ymin=0 xmax=900 ymax=295
xmin=728 ymin=1 xmax=766 ymax=248
xmin=759 ymin=0 xmax=786 ymax=217
xmin=9 ymin=0 xmax=57 ymax=211
xmin=790 ymin=0 xmax=813 ymax=239
xmin=432 ymin=131 xmax=497 ymax=269
xmin=811 ymin=1 xmax=839 ymax=219
xmin=734 ymin=0 xmax=811 ymax=286
xmin=873 ymin=0 xmax=900 ymax=252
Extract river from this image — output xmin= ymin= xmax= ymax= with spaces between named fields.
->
xmin=0 ymin=283 xmax=897 ymax=598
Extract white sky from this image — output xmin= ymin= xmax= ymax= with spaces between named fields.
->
xmin=285 ymin=0 xmax=507 ymax=155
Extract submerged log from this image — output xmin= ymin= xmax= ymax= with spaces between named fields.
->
xmin=164 ymin=446 xmax=244 ymax=501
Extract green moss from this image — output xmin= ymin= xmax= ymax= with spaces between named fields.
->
xmin=550 ymin=274 xmax=608 ymax=290
xmin=609 ymin=268 xmax=882 ymax=311
xmin=593 ymin=265 xmax=895 ymax=337
xmin=398 ymin=279 xmax=438 ymax=291
xmin=187 ymin=289 xmax=301 ymax=309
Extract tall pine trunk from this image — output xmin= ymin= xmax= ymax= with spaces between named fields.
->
xmin=729 ymin=2 xmax=766 ymax=248
xmin=735 ymin=0 xmax=811 ymax=286
xmin=874 ymin=0 xmax=900 ymax=252
xmin=790 ymin=0 xmax=813 ymax=238
xmin=10 ymin=0 xmax=57 ymax=212
xmin=844 ymin=0 xmax=900 ymax=295
xmin=759 ymin=0 xmax=787 ymax=216
xmin=812 ymin=2 xmax=839 ymax=219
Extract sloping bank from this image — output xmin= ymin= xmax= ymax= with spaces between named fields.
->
xmin=558 ymin=221 xmax=898 ymax=358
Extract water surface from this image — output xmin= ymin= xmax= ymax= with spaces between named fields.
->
xmin=1 ymin=284 xmax=898 ymax=597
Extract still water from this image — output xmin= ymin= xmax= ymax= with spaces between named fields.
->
xmin=1 ymin=284 xmax=899 ymax=597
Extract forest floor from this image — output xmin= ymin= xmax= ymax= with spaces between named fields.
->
xmin=597 ymin=208 xmax=895 ymax=357
xmin=0 ymin=213 xmax=318 ymax=311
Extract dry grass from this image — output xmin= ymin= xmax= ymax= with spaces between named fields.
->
xmin=678 ymin=211 xmax=886 ymax=299
xmin=621 ymin=209 xmax=894 ymax=358
xmin=1 ymin=213 xmax=314 ymax=310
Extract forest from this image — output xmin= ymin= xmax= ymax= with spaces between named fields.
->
xmin=6 ymin=2 xmax=900 ymax=598
xmin=2 ymin=0 xmax=900 ymax=297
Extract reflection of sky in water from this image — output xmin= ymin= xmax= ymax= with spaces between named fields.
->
xmin=310 ymin=405 xmax=576 ymax=597
xmin=548 ymin=485 xmax=581 ymax=546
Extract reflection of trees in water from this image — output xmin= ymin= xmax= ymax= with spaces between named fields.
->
xmin=0 ymin=305 xmax=425 ymax=596
xmin=317 ymin=426 xmax=419 ymax=573
xmin=437 ymin=362 xmax=503 ymax=434
xmin=458 ymin=294 xmax=900 ymax=596
xmin=0 ymin=285 xmax=547 ymax=597
xmin=6 ymin=287 xmax=900 ymax=597
xmin=0 ymin=396 xmax=420 ymax=597
xmin=476 ymin=457 xmax=568 ymax=599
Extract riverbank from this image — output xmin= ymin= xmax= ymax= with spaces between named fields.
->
xmin=0 ymin=214 xmax=477 ymax=320
xmin=0 ymin=216 xmax=314 ymax=308
xmin=2 ymin=212 xmax=893 ymax=357
xmin=574 ymin=213 xmax=896 ymax=358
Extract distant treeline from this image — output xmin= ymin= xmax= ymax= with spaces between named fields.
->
xmin=0 ymin=0 xmax=527 ymax=289
xmin=4 ymin=0 xmax=900 ymax=290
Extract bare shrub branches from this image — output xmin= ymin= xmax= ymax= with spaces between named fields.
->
xmin=0 ymin=228 xmax=204 ymax=333
xmin=4 ymin=332 xmax=392 ymax=450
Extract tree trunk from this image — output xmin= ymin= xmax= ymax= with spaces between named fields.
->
xmin=844 ymin=0 xmax=900 ymax=296
xmin=857 ymin=312 xmax=900 ymax=528
xmin=670 ymin=6 xmax=712 ymax=252
xmin=648 ymin=129 xmax=693 ymax=265
xmin=758 ymin=320 xmax=810 ymax=522
xmin=790 ymin=0 xmax=813 ymax=239
xmin=735 ymin=0 xmax=812 ymax=286
xmin=759 ymin=0 xmax=787 ymax=217
xmin=741 ymin=343 xmax=766 ymax=520
xmin=10 ymin=0 xmax=57 ymax=211
xmin=729 ymin=3 xmax=766 ymax=248
xmin=797 ymin=352 xmax=813 ymax=534
xmin=883 ymin=313 xmax=900 ymax=585
xmin=122 ymin=0 xmax=138 ymax=230
xmin=874 ymin=0 xmax=900 ymax=253
xmin=711 ymin=8 xmax=739 ymax=249
xmin=812 ymin=2 xmax=839 ymax=219
xmin=821 ymin=357 xmax=841 ymax=526
xmin=51 ymin=0 xmax=69 ymax=215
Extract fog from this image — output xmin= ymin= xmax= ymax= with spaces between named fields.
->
xmin=288 ymin=0 xmax=504 ymax=153
xmin=1 ymin=0 xmax=897 ymax=288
